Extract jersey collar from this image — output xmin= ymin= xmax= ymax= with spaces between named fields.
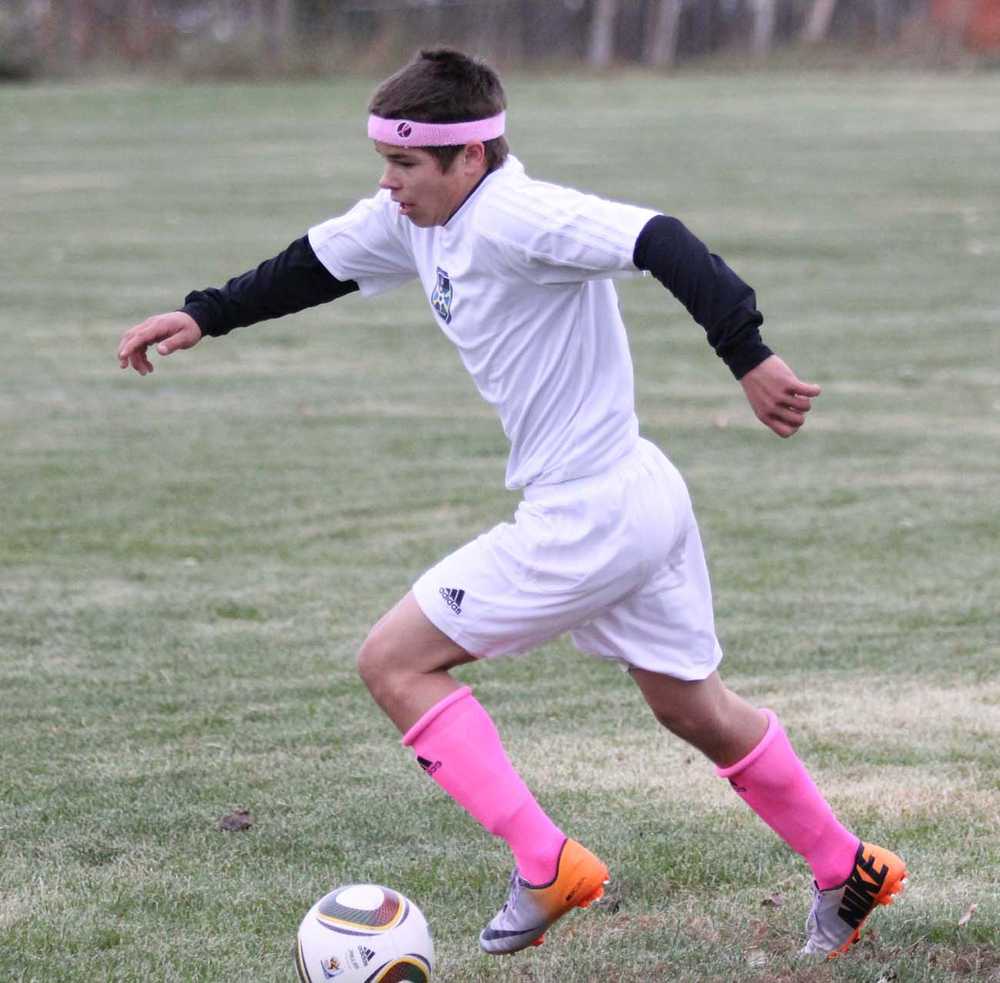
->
xmin=444 ymin=155 xmax=522 ymax=228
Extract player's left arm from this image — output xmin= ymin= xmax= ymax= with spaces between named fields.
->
xmin=633 ymin=215 xmax=820 ymax=438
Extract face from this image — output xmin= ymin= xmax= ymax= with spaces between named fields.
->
xmin=375 ymin=141 xmax=487 ymax=227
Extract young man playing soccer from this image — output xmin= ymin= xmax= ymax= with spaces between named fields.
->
xmin=117 ymin=49 xmax=906 ymax=959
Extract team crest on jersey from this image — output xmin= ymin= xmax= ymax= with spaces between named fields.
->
xmin=431 ymin=267 xmax=453 ymax=323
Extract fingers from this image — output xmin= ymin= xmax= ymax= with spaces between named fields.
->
xmin=783 ymin=393 xmax=815 ymax=413
xmin=118 ymin=318 xmax=162 ymax=373
xmin=758 ymin=387 xmax=816 ymax=436
xmin=787 ymin=378 xmax=821 ymax=399
xmin=118 ymin=330 xmax=155 ymax=375
xmin=739 ymin=355 xmax=822 ymax=437
xmin=128 ymin=348 xmax=154 ymax=375
xmin=760 ymin=406 xmax=804 ymax=438
xmin=773 ymin=381 xmax=820 ymax=435
xmin=776 ymin=407 xmax=806 ymax=429
xmin=117 ymin=312 xmax=199 ymax=375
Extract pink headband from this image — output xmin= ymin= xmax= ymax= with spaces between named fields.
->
xmin=367 ymin=111 xmax=506 ymax=147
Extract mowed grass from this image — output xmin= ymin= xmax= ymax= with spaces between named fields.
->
xmin=1 ymin=70 xmax=998 ymax=982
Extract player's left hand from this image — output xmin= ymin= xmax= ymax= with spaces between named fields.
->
xmin=739 ymin=354 xmax=821 ymax=438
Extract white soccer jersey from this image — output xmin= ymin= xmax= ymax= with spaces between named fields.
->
xmin=308 ymin=156 xmax=657 ymax=489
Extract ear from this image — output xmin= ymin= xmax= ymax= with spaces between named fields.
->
xmin=463 ymin=141 xmax=487 ymax=172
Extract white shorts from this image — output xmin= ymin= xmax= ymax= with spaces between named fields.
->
xmin=412 ymin=438 xmax=723 ymax=680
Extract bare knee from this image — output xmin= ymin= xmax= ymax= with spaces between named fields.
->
xmin=652 ymin=694 xmax=757 ymax=764
xmin=650 ymin=697 xmax=727 ymax=745
xmin=631 ymin=668 xmax=766 ymax=764
xmin=634 ymin=670 xmax=728 ymax=735
xmin=356 ymin=625 xmax=403 ymax=706
xmin=355 ymin=594 xmax=475 ymax=717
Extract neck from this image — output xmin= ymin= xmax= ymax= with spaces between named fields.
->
xmin=443 ymin=168 xmax=492 ymax=226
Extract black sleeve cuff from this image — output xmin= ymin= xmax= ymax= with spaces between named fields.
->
xmin=181 ymin=235 xmax=359 ymax=338
xmin=633 ymin=214 xmax=771 ymax=379
xmin=718 ymin=335 xmax=773 ymax=380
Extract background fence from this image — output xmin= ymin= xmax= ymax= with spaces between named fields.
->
xmin=2 ymin=0 xmax=1000 ymax=79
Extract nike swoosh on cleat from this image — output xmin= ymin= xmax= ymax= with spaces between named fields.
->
xmin=480 ymin=925 xmax=547 ymax=941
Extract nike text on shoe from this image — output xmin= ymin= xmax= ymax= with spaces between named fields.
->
xmin=800 ymin=841 xmax=908 ymax=958
xmin=479 ymin=839 xmax=609 ymax=955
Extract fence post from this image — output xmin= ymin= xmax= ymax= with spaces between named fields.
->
xmin=750 ymin=0 xmax=778 ymax=56
xmin=644 ymin=0 xmax=684 ymax=67
xmin=802 ymin=0 xmax=839 ymax=42
xmin=589 ymin=0 xmax=619 ymax=67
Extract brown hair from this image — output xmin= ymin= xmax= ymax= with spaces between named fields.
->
xmin=368 ymin=48 xmax=509 ymax=173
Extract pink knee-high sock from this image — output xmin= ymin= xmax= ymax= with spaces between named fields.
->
xmin=402 ymin=686 xmax=566 ymax=885
xmin=716 ymin=709 xmax=859 ymax=889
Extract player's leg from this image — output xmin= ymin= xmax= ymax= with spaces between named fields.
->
xmin=380 ymin=480 xmax=665 ymax=954
xmin=630 ymin=667 xmax=907 ymax=957
xmin=632 ymin=667 xmax=861 ymax=886
xmin=358 ymin=589 xmax=608 ymax=954
xmin=572 ymin=438 xmax=906 ymax=956
xmin=357 ymin=591 xmax=567 ymax=887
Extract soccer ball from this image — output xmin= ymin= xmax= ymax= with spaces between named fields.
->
xmin=295 ymin=883 xmax=434 ymax=982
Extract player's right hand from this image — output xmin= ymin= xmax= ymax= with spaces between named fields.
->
xmin=118 ymin=311 xmax=203 ymax=375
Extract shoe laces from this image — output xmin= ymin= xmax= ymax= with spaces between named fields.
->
xmin=502 ymin=870 xmax=522 ymax=913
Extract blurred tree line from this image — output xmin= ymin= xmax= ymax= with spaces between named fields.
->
xmin=1 ymin=0 xmax=998 ymax=79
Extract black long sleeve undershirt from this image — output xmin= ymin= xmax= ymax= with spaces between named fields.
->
xmin=632 ymin=215 xmax=772 ymax=379
xmin=180 ymin=235 xmax=358 ymax=338
xmin=183 ymin=218 xmax=771 ymax=382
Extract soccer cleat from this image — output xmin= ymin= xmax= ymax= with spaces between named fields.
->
xmin=479 ymin=838 xmax=609 ymax=955
xmin=800 ymin=841 xmax=908 ymax=958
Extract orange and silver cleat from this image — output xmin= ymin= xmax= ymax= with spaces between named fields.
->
xmin=479 ymin=839 xmax=609 ymax=954
xmin=800 ymin=841 xmax=908 ymax=958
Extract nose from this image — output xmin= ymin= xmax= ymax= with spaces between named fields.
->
xmin=378 ymin=165 xmax=398 ymax=191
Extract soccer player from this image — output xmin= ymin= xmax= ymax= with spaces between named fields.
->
xmin=118 ymin=49 xmax=906 ymax=959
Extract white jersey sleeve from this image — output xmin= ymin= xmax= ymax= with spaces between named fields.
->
xmin=475 ymin=178 xmax=658 ymax=285
xmin=307 ymin=190 xmax=417 ymax=297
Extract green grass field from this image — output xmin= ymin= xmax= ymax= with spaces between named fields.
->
xmin=2 ymin=70 xmax=999 ymax=982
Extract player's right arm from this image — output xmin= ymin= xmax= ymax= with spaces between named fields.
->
xmin=118 ymin=310 xmax=203 ymax=376
xmin=117 ymin=235 xmax=360 ymax=376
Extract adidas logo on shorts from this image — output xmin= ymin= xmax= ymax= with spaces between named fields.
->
xmin=439 ymin=587 xmax=465 ymax=614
